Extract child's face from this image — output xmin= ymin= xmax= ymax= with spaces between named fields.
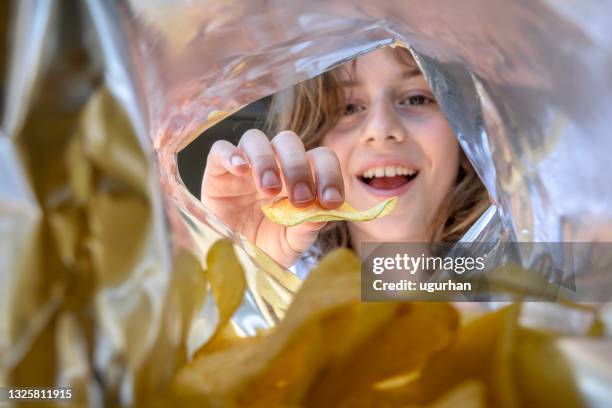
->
xmin=322 ymin=47 xmax=460 ymax=242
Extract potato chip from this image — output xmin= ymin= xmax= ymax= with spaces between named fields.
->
xmin=197 ymin=239 xmax=246 ymax=353
xmin=305 ymin=302 xmax=459 ymax=407
xmin=334 ymin=379 xmax=485 ymax=408
xmin=513 ymin=329 xmax=585 ymax=408
xmin=261 ymin=196 xmax=397 ymax=226
xmin=429 ymin=380 xmax=486 ymax=408
xmin=415 ymin=303 xmax=585 ymax=408
xmin=416 ymin=304 xmax=518 ymax=405
xmin=207 ymin=239 xmax=245 ymax=325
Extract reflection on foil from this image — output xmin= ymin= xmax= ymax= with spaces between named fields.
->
xmin=1 ymin=0 xmax=611 ymax=404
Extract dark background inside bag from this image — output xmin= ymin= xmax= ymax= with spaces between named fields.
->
xmin=177 ymin=97 xmax=271 ymax=199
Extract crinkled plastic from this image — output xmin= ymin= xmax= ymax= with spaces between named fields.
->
xmin=1 ymin=0 xmax=611 ymax=405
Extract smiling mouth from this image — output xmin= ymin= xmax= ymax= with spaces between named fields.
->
xmin=357 ymin=166 xmax=419 ymax=190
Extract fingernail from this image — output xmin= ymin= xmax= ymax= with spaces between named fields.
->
xmin=261 ymin=170 xmax=280 ymax=188
xmin=293 ymin=182 xmax=313 ymax=203
xmin=322 ymin=186 xmax=342 ymax=203
xmin=230 ymin=155 xmax=247 ymax=166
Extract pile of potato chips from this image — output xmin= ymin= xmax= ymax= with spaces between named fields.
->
xmin=164 ymin=239 xmax=596 ymax=407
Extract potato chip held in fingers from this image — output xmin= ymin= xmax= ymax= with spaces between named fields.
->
xmin=261 ymin=196 xmax=398 ymax=226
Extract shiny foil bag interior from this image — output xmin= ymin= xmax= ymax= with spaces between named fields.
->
xmin=1 ymin=0 xmax=611 ymax=405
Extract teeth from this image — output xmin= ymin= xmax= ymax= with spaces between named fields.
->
xmin=362 ymin=165 xmax=416 ymax=178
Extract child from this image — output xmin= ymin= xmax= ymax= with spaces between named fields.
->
xmin=201 ymin=46 xmax=489 ymax=271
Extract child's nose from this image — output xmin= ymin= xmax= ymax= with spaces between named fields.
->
xmin=359 ymin=100 xmax=407 ymax=145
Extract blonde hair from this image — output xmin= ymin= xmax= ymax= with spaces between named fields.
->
xmin=266 ymin=48 xmax=489 ymax=258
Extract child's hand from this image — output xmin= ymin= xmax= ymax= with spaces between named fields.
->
xmin=201 ymin=129 xmax=345 ymax=268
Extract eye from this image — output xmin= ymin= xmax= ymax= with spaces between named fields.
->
xmin=399 ymin=94 xmax=435 ymax=107
xmin=343 ymin=103 xmax=365 ymax=116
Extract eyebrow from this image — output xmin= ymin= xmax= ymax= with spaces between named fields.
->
xmin=339 ymin=66 xmax=423 ymax=87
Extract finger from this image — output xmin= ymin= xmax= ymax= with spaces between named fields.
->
xmin=271 ymin=130 xmax=315 ymax=208
xmin=205 ymin=139 xmax=250 ymax=178
xmin=307 ymin=146 xmax=345 ymax=209
xmin=238 ymin=129 xmax=282 ymax=196
xmin=284 ymin=221 xmax=328 ymax=255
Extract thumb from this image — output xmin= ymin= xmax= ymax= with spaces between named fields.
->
xmin=285 ymin=222 xmax=328 ymax=256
